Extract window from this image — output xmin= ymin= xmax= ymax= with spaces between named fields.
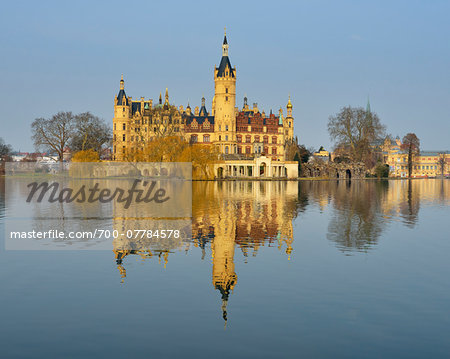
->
xmin=272 ymin=136 xmax=277 ymax=144
xmin=246 ymin=146 xmax=251 ymax=154
xmin=237 ymin=135 xmax=242 ymax=143
xmin=225 ymin=135 xmax=228 ymax=141
xmin=122 ymin=134 xmax=126 ymax=141
xmin=191 ymin=135 xmax=198 ymax=143
xmin=225 ymin=88 xmax=228 ymax=93
xmin=122 ymin=123 xmax=126 ymax=130
xmin=272 ymin=147 xmax=277 ymax=155
xmin=203 ymin=135 xmax=210 ymax=143
xmin=131 ymin=136 xmax=134 ymax=141
xmin=246 ymin=135 xmax=251 ymax=143
xmin=114 ymin=124 xmax=116 ymax=130
xmin=263 ymin=136 xmax=268 ymax=144
xmin=237 ymin=146 xmax=242 ymax=154
xmin=226 ymin=125 xmax=229 ymax=131
xmin=255 ymin=136 xmax=260 ymax=142
xmin=225 ymin=146 xmax=229 ymax=154
xmin=219 ymin=135 xmax=221 ymax=141
xmin=225 ymin=96 xmax=228 ymax=102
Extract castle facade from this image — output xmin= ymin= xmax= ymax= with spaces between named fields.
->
xmin=112 ymin=31 xmax=295 ymax=164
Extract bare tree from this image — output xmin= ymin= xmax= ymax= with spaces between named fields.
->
xmin=71 ymin=112 xmax=111 ymax=153
xmin=401 ymin=133 xmax=420 ymax=178
xmin=437 ymin=153 xmax=447 ymax=178
xmin=31 ymin=112 xmax=75 ymax=162
xmin=328 ymin=106 xmax=386 ymax=165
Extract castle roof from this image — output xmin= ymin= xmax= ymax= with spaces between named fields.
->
xmin=116 ymin=89 xmax=128 ymax=106
xmin=131 ymin=102 xmax=141 ymax=115
xmin=216 ymin=56 xmax=235 ymax=77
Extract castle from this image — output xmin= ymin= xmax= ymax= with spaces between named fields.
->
xmin=112 ymin=31 xmax=296 ymax=176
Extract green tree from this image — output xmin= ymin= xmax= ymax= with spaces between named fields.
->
xmin=0 ymin=137 xmax=12 ymax=160
xmin=374 ymin=162 xmax=390 ymax=178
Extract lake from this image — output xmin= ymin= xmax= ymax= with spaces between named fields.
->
xmin=0 ymin=178 xmax=449 ymax=358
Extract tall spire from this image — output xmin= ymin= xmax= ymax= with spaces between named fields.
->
xmin=366 ymin=96 xmax=371 ymax=114
xmin=120 ymin=74 xmax=124 ymax=90
xmin=165 ymin=87 xmax=169 ymax=104
xmin=159 ymin=92 xmax=162 ymax=105
xmin=222 ymin=27 xmax=229 ymax=56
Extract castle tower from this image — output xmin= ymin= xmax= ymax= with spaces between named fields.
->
xmin=214 ymin=28 xmax=236 ymax=155
xmin=113 ymin=74 xmax=130 ymax=160
xmin=284 ymin=96 xmax=294 ymax=140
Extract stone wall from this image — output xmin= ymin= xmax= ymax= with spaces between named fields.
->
xmin=301 ymin=160 xmax=366 ymax=179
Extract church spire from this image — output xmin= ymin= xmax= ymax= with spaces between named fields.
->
xmin=165 ymin=87 xmax=169 ymax=104
xmin=366 ymin=96 xmax=371 ymax=113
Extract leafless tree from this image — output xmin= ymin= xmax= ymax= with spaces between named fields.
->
xmin=328 ymin=106 xmax=386 ymax=165
xmin=71 ymin=112 xmax=111 ymax=153
xmin=437 ymin=153 xmax=447 ymax=178
xmin=31 ymin=112 xmax=75 ymax=162
xmin=401 ymin=133 xmax=420 ymax=178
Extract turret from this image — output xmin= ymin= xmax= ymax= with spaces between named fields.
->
xmin=284 ymin=96 xmax=294 ymax=141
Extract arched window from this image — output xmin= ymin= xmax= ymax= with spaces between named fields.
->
xmin=203 ymin=135 xmax=210 ymax=143
xmin=246 ymin=146 xmax=251 ymax=154
xmin=246 ymin=135 xmax=251 ymax=143
xmin=191 ymin=134 xmax=198 ymax=143
xmin=272 ymin=136 xmax=277 ymax=144
xmin=263 ymin=136 xmax=268 ymax=144
xmin=272 ymin=147 xmax=277 ymax=154
xmin=225 ymin=146 xmax=229 ymax=154
xmin=237 ymin=135 xmax=242 ymax=143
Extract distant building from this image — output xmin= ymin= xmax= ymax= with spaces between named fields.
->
xmin=382 ymin=138 xmax=450 ymax=177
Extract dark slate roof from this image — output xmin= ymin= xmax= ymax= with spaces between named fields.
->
xmin=199 ymin=105 xmax=208 ymax=116
xmin=223 ymin=35 xmax=228 ymax=45
xmin=131 ymin=102 xmax=141 ymax=115
xmin=216 ymin=56 xmax=235 ymax=77
xmin=116 ymin=89 xmax=128 ymax=106
xmin=185 ymin=115 xmax=215 ymax=125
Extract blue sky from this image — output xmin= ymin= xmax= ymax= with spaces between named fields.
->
xmin=0 ymin=0 xmax=449 ymax=152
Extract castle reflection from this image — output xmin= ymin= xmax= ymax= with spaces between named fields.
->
xmin=110 ymin=179 xmax=449 ymax=323
xmin=2 ymin=176 xmax=449 ymax=323
xmin=112 ymin=181 xmax=301 ymax=324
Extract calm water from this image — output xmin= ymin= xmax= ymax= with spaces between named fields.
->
xmin=0 ymin=178 xmax=449 ymax=358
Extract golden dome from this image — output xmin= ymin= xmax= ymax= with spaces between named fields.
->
xmin=286 ymin=95 xmax=293 ymax=109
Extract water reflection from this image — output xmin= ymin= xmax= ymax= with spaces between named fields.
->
xmin=2 ymin=177 xmax=450 ymax=323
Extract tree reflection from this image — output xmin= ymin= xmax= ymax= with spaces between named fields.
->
xmin=399 ymin=180 xmax=420 ymax=228
xmin=326 ymin=181 xmax=388 ymax=253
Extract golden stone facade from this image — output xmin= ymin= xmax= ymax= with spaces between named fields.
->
xmin=112 ymin=31 xmax=294 ymax=161
xmin=381 ymin=137 xmax=450 ymax=178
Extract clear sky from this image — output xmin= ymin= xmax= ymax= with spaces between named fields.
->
xmin=1 ymin=0 xmax=449 ymax=152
